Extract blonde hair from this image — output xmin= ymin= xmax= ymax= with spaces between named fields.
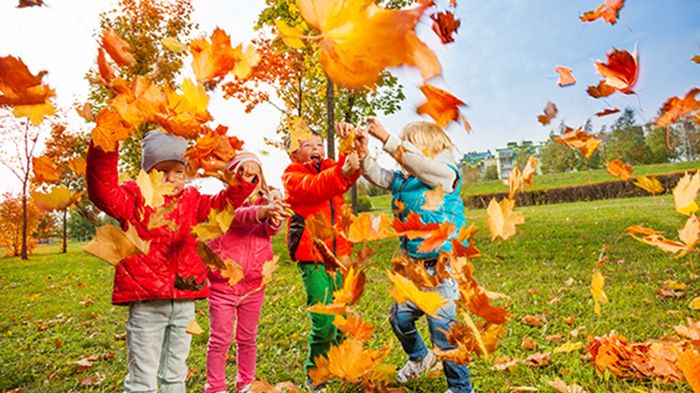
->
xmin=400 ymin=121 xmax=454 ymax=156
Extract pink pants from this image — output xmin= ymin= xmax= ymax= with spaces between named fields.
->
xmin=205 ymin=288 xmax=265 ymax=392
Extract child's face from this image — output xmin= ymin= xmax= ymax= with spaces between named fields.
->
xmin=151 ymin=160 xmax=186 ymax=194
xmin=293 ymin=135 xmax=325 ymax=165
xmin=237 ymin=161 xmax=263 ymax=195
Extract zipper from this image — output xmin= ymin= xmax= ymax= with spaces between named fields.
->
xmin=330 ymin=197 xmax=336 ymax=254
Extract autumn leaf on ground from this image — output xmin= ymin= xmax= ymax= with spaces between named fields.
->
xmin=417 ymin=83 xmax=470 ymax=133
xmin=633 ymin=176 xmax=664 ymax=195
xmin=189 ymin=28 xmax=236 ymax=83
xmin=136 ymin=169 xmax=175 ymax=209
xmin=333 ymin=313 xmax=374 ymax=341
xmin=591 ymin=268 xmax=608 ymax=315
xmin=690 ymin=297 xmax=700 ymax=311
xmin=547 ymin=378 xmax=587 ymax=393
xmin=192 ymin=206 xmax=235 ymax=241
xmin=487 ymin=197 xmax=524 ymax=240
xmin=431 ymin=11 xmax=460 ymax=44
xmin=521 ymin=336 xmax=537 ymax=350
xmin=555 ymin=66 xmax=576 ymax=87
xmin=186 ymin=319 xmax=204 ymax=335
xmin=161 ymin=37 xmax=187 ymax=53
xmin=656 ymin=88 xmax=700 ymax=128
xmin=91 ymin=107 xmax=135 ymax=152
xmin=32 ymin=155 xmax=61 ymax=184
xmin=580 ymin=0 xmax=625 ymax=25
xmin=524 ymin=352 xmax=551 ymax=367
xmin=588 ymin=47 xmax=638 ymax=98
xmin=296 ymin=0 xmax=440 ymax=88
xmin=12 ymin=100 xmax=55 ymax=126
xmin=606 ymin=159 xmax=633 ymax=181
xmin=537 ymin=102 xmax=558 ymax=126
xmin=0 ymin=55 xmax=55 ymax=106
xmin=554 ymin=126 xmax=602 ymax=158
xmin=231 ymin=44 xmax=261 ymax=80
xmin=595 ymin=107 xmax=621 ymax=117
xmin=388 ymin=271 xmax=447 ymax=317
xmin=249 ymin=380 xmax=300 ymax=393
xmin=674 ymin=318 xmax=700 ymax=345
xmin=673 ymin=171 xmax=700 ymax=216
xmin=493 ymin=355 xmax=518 ymax=371
xmin=553 ymin=341 xmax=584 ymax=354
xmin=101 ymin=29 xmax=136 ymax=67
xmin=221 ymin=260 xmax=244 ymax=286
xmin=677 ymin=349 xmax=700 ymax=392
xmin=522 ymin=315 xmax=547 ymax=327
xmin=83 ymin=223 xmax=150 ymax=266
xmin=31 ymin=186 xmax=84 ymax=212
xmin=333 ymin=266 xmax=366 ymax=306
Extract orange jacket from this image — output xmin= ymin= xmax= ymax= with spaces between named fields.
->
xmin=283 ymin=156 xmax=359 ymax=262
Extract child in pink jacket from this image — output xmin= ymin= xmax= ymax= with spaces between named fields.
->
xmin=205 ymin=152 xmax=290 ymax=393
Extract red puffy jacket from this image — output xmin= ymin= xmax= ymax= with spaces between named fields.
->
xmin=87 ymin=143 xmax=255 ymax=305
xmin=282 ymin=156 xmax=359 ymax=262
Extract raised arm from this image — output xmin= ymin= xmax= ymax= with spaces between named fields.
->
xmin=195 ymin=178 xmax=257 ymax=223
xmin=86 ymin=142 xmax=137 ymax=222
xmin=283 ymin=156 xmax=359 ymax=204
xmin=382 ymin=135 xmax=458 ymax=193
xmin=360 ymin=155 xmax=395 ymax=190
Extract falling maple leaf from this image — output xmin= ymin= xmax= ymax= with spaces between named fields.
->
xmin=75 ymin=102 xmax=94 ymax=122
xmin=591 ymin=268 xmax=608 ymax=315
xmin=347 ymin=213 xmax=396 ymax=243
xmin=337 ymin=126 xmax=357 ymax=155
xmin=306 ymin=212 xmax=335 ymax=242
xmin=161 ymin=37 xmax=187 ymax=53
xmin=554 ymin=126 xmax=602 ymax=159
xmin=506 ymin=156 xmax=538 ymax=200
xmin=111 ymin=75 xmax=167 ymax=128
xmin=231 ymin=44 xmax=261 ymax=80
xmin=101 ymin=29 xmax=136 ymax=67
xmin=0 ymin=55 xmax=55 ymax=106
xmin=422 ymin=184 xmax=446 ymax=211
xmin=192 ymin=206 xmax=235 ymax=241
xmin=136 ymin=169 xmax=175 ymax=209
xmin=333 ymin=313 xmax=375 ymax=341
xmin=580 ymin=0 xmax=625 ymax=25
xmin=655 ymin=88 xmax=700 ymax=128
xmin=595 ymin=108 xmax=621 ymax=118
xmin=554 ymin=66 xmax=576 ymax=86
xmin=17 ymin=0 xmax=44 ymax=8
xmin=67 ymin=157 xmax=87 ymax=177
xmin=96 ymin=48 xmax=115 ymax=86
xmin=83 ymin=223 xmax=150 ymax=266
xmin=156 ymin=78 xmax=212 ymax=138
xmin=487 ymin=198 xmax=524 ymax=240
xmin=417 ymin=221 xmax=456 ymax=253
xmin=260 ymin=255 xmax=280 ymax=286
xmin=392 ymin=255 xmax=439 ymax=289
xmin=220 ymin=260 xmax=244 ymax=286
xmin=32 ymin=155 xmax=61 ymax=184
xmin=307 ymin=302 xmax=348 ymax=316
xmin=31 ymin=186 xmax=84 ymax=212
xmin=91 ymin=107 xmax=135 ymax=152
xmin=633 ymin=176 xmax=664 ymax=195
xmin=606 ymin=159 xmax=633 ymax=181
xmin=189 ymin=28 xmax=237 ymax=83
xmin=12 ymin=100 xmax=55 ymax=126
xmin=673 ymin=171 xmax=700 ymax=215
xmin=417 ymin=83 xmax=470 ymax=132
xmin=185 ymin=125 xmax=243 ymax=180
xmin=333 ymin=266 xmax=366 ymax=306
xmin=312 ymin=238 xmax=348 ymax=274
xmin=388 ymin=271 xmax=447 ymax=316
xmin=537 ymin=101 xmax=558 ymax=126
xmin=452 ymin=260 xmax=509 ymax=324
xmin=431 ymin=11 xmax=460 ymax=44
xmin=693 ymin=55 xmax=700 ymax=64
xmin=186 ymin=319 xmax=204 ymax=335
xmin=296 ymin=0 xmax=440 ymax=88
xmin=275 ymin=19 xmax=305 ymax=49
xmin=588 ymin=47 xmax=638 ymax=98
xmin=286 ymin=116 xmax=314 ymax=153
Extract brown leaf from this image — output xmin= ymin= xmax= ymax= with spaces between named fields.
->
xmin=524 ymin=352 xmax=551 ymax=367
xmin=522 ymin=314 xmax=547 ymax=327
xmin=537 ymin=101 xmax=558 ymax=125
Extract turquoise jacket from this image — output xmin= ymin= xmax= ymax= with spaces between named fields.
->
xmin=391 ymin=166 xmax=468 ymax=259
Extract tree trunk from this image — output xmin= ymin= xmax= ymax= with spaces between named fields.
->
xmin=62 ymin=209 xmax=67 ymax=254
xmin=344 ymin=94 xmax=358 ymax=213
xmin=325 ymin=73 xmax=335 ymax=160
xmin=21 ymin=179 xmax=28 ymax=260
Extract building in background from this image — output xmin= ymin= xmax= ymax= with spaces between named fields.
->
xmin=495 ymin=141 xmax=544 ymax=179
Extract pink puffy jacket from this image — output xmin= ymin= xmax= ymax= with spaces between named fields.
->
xmin=207 ymin=197 xmax=283 ymax=295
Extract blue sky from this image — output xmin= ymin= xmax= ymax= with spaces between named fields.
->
xmin=0 ymin=0 xmax=698 ymax=192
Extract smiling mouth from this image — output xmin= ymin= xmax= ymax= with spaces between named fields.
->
xmin=310 ymin=154 xmax=321 ymax=163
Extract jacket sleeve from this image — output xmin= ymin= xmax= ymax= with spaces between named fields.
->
xmin=382 ymin=135 xmax=458 ymax=193
xmin=283 ymin=157 xmax=358 ymax=204
xmin=360 ymin=155 xmax=395 ymax=190
xmin=86 ymin=141 xmax=136 ymax=222
xmin=195 ymin=178 xmax=257 ymax=223
xmin=230 ymin=204 xmax=262 ymax=227
xmin=263 ymin=217 xmax=284 ymax=237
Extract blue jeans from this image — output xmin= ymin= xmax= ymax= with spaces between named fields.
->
xmin=389 ymin=276 xmax=473 ymax=393
xmin=124 ymin=299 xmax=195 ymax=393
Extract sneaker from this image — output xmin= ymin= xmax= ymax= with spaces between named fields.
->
xmin=396 ymin=351 xmax=437 ymax=384
xmin=238 ymin=384 xmax=252 ymax=393
xmin=305 ymin=375 xmax=327 ymax=393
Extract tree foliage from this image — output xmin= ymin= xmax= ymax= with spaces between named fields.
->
xmin=0 ymin=193 xmax=41 ymax=257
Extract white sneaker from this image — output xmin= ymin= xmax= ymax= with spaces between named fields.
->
xmin=239 ymin=384 xmax=252 ymax=393
xmin=396 ymin=351 xmax=437 ymax=383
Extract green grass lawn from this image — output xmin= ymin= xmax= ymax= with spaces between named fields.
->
xmin=462 ymin=160 xmax=700 ymax=197
xmin=1 ymin=195 xmax=698 ymax=392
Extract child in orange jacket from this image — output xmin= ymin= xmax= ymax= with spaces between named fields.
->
xmin=282 ymin=131 xmax=360 ymax=393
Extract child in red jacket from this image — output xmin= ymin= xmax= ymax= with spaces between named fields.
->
xmin=87 ymin=130 xmax=256 ymax=393
xmin=282 ymin=131 xmax=360 ymax=393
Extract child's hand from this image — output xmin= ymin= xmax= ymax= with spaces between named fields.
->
xmin=354 ymin=127 xmax=369 ymax=160
xmin=341 ymin=152 xmax=360 ymax=178
xmin=365 ymin=116 xmax=389 ymax=144
xmin=335 ymin=122 xmax=355 ymax=139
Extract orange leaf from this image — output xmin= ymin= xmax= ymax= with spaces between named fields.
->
xmin=625 ymin=225 xmax=661 ymax=236
xmin=347 ymin=213 xmax=396 ymax=243
xmin=91 ymin=107 xmax=135 ymax=152
xmin=220 ymin=260 xmax=244 ymax=286
xmin=486 ymin=198 xmax=524 ymax=240
xmin=537 ymin=101 xmax=558 ymax=126
xmin=589 ymin=47 xmax=638 ymax=97
xmin=111 ymin=76 xmax=167 ymax=128
xmin=655 ymin=88 xmax=700 ymax=128
xmin=392 ymin=200 xmax=405 ymax=215
xmin=333 ymin=313 xmax=374 ymax=341
xmin=587 ymin=80 xmax=616 ymax=98
xmin=555 ymin=65 xmax=576 ymax=87
xmin=422 ymin=184 xmax=445 ymax=211
xmin=96 ymin=48 xmax=115 ymax=85
xmin=75 ymin=102 xmax=94 ymax=122
xmin=633 ymin=176 xmax=664 ymax=195
xmin=333 ymin=266 xmax=366 ymax=306
xmin=189 ymin=28 xmax=237 ymax=83
xmin=507 ymin=156 xmax=538 ymax=199
xmin=417 ymin=83 xmax=469 ymax=132
xmin=677 ymin=349 xmax=700 ymax=392
xmin=431 ymin=11 xmax=460 ymax=44
xmin=32 ymin=155 xmax=61 ymax=184
xmin=101 ymin=29 xmax=136 ymax=67
xmin=524 ymin=352 xmax=551 ymax=367
xmin=0 ymin=55 xmax=55 ymax=106
xmin=388 ymin=271 xmax=447 ymax=316
xmin=554 ymin=126 xmax=602 ymax=158
xmin=580 ymin=0 xmax=625 ymax=25
xmin=606 ymin=159 xmax=633 ymax=181
xmin=32 ymin=186 xmax=83 ymax=212
xmin=306 ymin=212 xmax=335 ymax=241
xmin=155 ymin=78 xmax=211 ymax=138
xmin=308 ymin=302 xmax=347 ymax=316
xmin=393 ymin=211 xmax=441 ymax=239
xmin=595 ymin=107 xmax=621 ymax=117
xmin=67 ymin=157 xmax=87 ymax=177
xmin=417 ymin=221 xmax=456 ymax=254
xmin=297 ymin=0 xmax=440 ymax=88
xmin=454 ymin=261 xmax=509 ymax=324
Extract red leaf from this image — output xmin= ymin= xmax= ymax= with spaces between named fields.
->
xmin=431 ymin=11 xmax=461 ymax=44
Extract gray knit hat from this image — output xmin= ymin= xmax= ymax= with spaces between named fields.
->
xmin=141 ymin=130 xmax=187 ymax=172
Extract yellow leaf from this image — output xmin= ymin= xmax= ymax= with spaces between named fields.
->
xmin=422 ymin=184 xmax=445 ymax=211
xmin=91 ymin=107 xmax=134 ymax=152
xmin=31 ymin=186 xmax=83 ymax=211
xmin=689 ymin=296 xmax=700 ymax=310
xmin=486 ymin=197 xmax=525 ymax=240
xmin=147 ymin=202 xmax=177 ymax=230
xmin=662 ymin=279 xmax=687 ymax=291
xmin=83 ymin=224 xmax=150 ymax=266
xmin=309 ymin=338 xmax=392 ymax=385
xmin=67 ymin=157 xmax=87 ymax=177
xmin=261 ymin=255 xmax=280 ymax=286
xmin=553 ymin=341 xmax=584 ymax=354
xmin=347 ymin=213 xmax=396 ymax=243
xmin=673 ymin=171 xmax=700 ymax=216
xmin=633 ymin=176 xmax=664 ymax=195
xmin=275 ymin=19 xmax=305 ymax=49
xmin=590 ymin=269 xmax=608 ymax=315
xmin=32 ymin=155 xmax=61 ymax=183
xmin=388 ymin=271 xmax=447 ymax=317
xmin=13 ymin=100 xmax=55 ymax=126
xmin=308 ymin=302 xmax=347 ymax=315
xmin=136 ymin=169 xmax=175 ymax=209
xmin=337 ymin=126 xmax=356 ymax=155
xmin=192 ymin=206 xmax=235 ymax=242
xmin=231 ymin=44 xmax=261 ymax=80
xmin=186 ymin=319 xmax=204 ymax=335
xmin=220 ymin=260 xmax=244 ymax=286
xmin=333 ymin=266 xmax=365 ymax=306
xmin=161 ymin=37 xmax=187 ymax=53
xmin=286 ymin=116 xmax=313 ymax=153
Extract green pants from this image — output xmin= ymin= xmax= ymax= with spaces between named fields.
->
xmin=297 ymin=262 xmax=343 ymax=372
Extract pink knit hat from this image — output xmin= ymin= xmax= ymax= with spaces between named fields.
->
xmin=226 ymin=151 xmax=267 ymax=192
